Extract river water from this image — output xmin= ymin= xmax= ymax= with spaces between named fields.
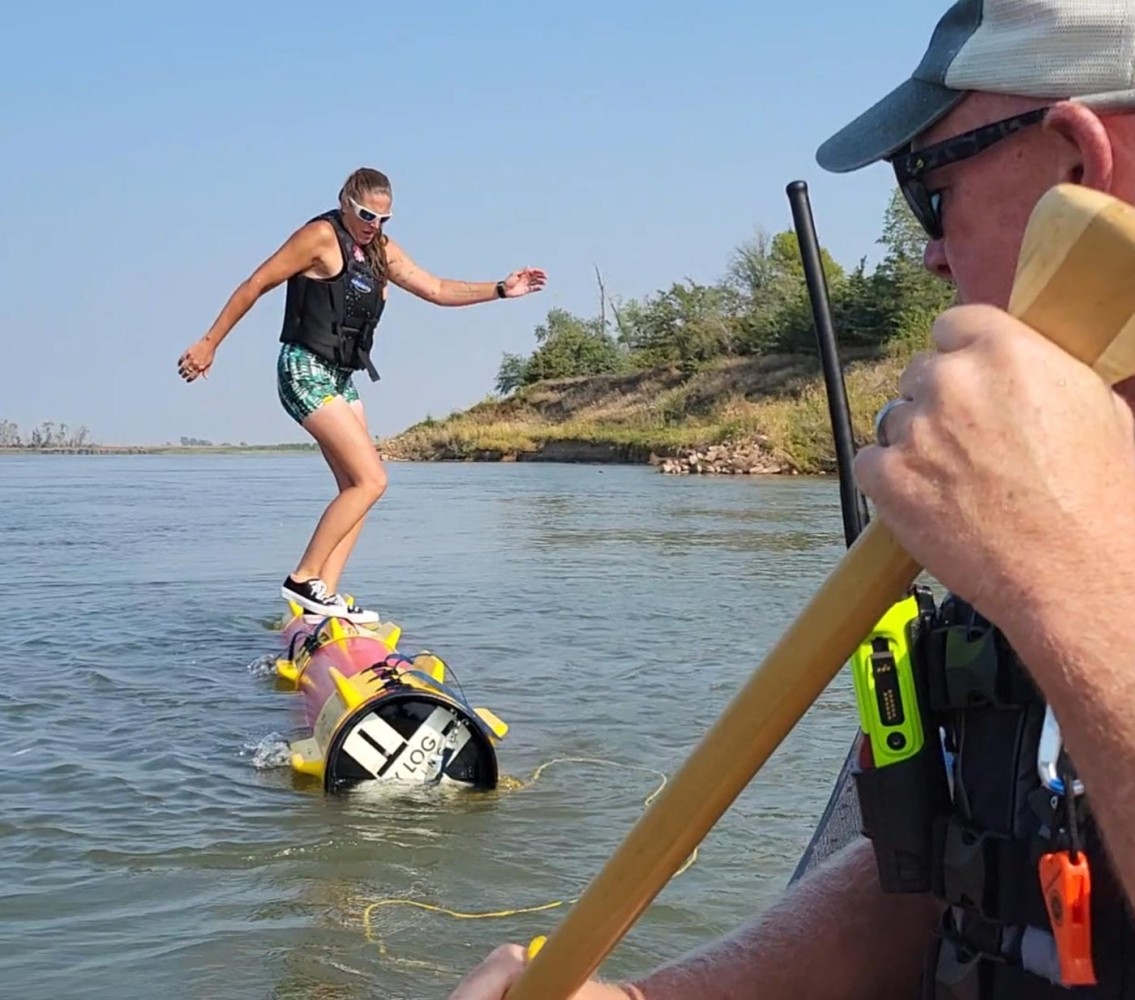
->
xmin=0 ymin=454 xmax=861 ymax=999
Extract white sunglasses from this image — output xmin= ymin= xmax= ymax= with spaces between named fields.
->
xmin=347 ymin=196 xmax=392 ymax=225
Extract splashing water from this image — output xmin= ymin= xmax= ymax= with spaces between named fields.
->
xmin=245 ymin=652 xmax=280 ymax=678
xmin=242 ymin=732 xmax=293 ymax=769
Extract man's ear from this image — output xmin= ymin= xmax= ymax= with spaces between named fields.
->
xmin=1043 ymin=101 xmax=1114 ymax=192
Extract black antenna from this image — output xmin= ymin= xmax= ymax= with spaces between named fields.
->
xmin=785 ymin=179 xmax=868 ymax=886
xmin=786 ymin=180 xmax=869 ymax=546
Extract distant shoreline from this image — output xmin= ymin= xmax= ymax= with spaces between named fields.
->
xmin=3 ymin=349 xmax=905 ymax=473
xmin=0 ymin=444 xmax=320 ymax=456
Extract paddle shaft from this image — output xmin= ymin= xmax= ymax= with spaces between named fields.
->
xmin=507 ymin=184 xmax=1135 ymax=1000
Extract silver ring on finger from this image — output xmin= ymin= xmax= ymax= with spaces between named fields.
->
xmin=874 ymin=398 xmax=909 ymax=448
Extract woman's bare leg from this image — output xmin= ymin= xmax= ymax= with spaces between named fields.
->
xmin=290 ymin=397 xmax=387 ymax=582
xmin=317 ymin=399 xmax=384 ymax=594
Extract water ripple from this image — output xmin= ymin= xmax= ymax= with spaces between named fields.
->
xmin=1 ymin=456 xmax=855 ymax=998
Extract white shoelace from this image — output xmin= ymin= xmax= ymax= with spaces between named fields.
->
xmin=307 ymin=579 xmax=345 ymax=606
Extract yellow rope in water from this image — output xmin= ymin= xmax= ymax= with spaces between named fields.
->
xmin=362 ymin=757 xmax=699 ymax=949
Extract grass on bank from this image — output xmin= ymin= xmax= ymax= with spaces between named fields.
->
xmin=380 ymin=338 xmax=924 ymax=473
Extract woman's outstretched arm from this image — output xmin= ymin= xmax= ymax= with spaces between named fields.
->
xmin=178 ymin=221 xmax=336 ymax=382
xmin=385 ymin=238 xmax=546 ymax=306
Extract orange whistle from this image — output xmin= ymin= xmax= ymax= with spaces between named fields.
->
xmin=1039 ymin=850 xmax=1097 ymax=986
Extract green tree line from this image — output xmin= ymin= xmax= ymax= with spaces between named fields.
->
xmin=0 ymin=420 xmax=92 ymax=448
xmin=495 ymin=187 xmax=953 ymax=394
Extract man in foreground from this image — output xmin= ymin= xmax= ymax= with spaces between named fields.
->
xmin=449 ymin=1 xmax=1135 ymax=996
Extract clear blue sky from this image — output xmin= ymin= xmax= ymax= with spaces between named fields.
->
xmin=0 ymin=0 xmax=942 ymax=445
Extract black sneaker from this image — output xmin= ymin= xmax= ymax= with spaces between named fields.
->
xmin=282 ymin=576 xmax=349 ymax=616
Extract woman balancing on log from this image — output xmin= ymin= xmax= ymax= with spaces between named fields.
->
xmin=177 ymin=167 xmax=547 ymax=622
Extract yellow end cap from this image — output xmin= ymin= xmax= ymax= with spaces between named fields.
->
xmin=288 ymin=735 xmax=329 ymax=776
xmin=412 ymin=653 xmax=447 ymax=683
xmin=475 ymin=707 xmax=509 ymax=740
xmin=289 ymin=752 xmax=324 ymax=778
xmin=526 ymin=936 xmax=546 ymax=961
xmin=275 ymin=658 xmax=300 ymax=685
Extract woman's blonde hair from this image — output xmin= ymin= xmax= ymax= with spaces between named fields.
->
xmin=339 ymin=167 xmax=392 ymax=287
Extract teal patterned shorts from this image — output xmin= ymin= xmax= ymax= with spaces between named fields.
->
xmin=276 ymin=343 xmax=360 ymax=425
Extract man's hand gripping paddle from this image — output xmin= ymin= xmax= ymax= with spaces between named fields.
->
xmin=504 ymin=184 xmax=1135 ymax=1000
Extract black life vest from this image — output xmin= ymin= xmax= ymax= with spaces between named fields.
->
xmin=279 ymin=209 xmax=386 ymax=381
xmin=855 ymin=593 xmax=1135 ymax=998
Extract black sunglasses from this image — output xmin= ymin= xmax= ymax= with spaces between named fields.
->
xmin=889 ymin=106 xmax=1051 ymax=241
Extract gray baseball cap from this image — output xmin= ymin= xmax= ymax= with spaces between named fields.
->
xmin=816 ymin=0 xmax=1135 ymax=174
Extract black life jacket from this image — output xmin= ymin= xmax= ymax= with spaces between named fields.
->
xmin=279 ymin=209 xmax=386 ymax=381
xmin=856 ymin=593 xmax=1135 ymax=998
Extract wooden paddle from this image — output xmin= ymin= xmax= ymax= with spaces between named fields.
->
xmin=503 ymin=184 xmax=1135 ymax=1000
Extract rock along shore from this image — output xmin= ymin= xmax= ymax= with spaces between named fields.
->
xmin=654 ymin=440 xmax=796 ymax=476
